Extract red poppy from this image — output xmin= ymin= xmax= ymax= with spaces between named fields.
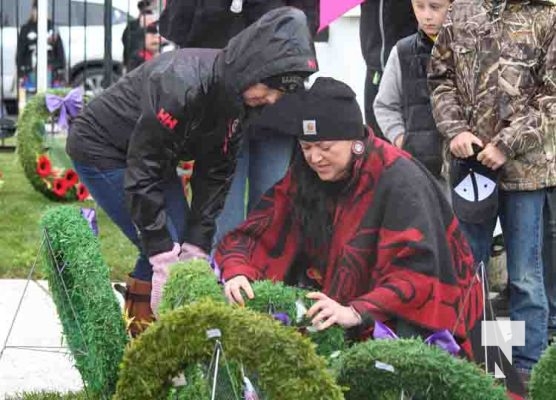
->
xmin=36 ymin=155 xmax=52 ymax=178
xmin=181 ymin=161 xmax=194 ymax=171
xmin=64 ymin=169 xmax=79 ymax=186
xmin=52 ymin=178 xmax=68 ymax=197
xmin=77 ymin=183 xmax=89 ymax=201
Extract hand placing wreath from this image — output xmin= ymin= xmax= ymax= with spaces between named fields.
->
xmin=306 ymin=292 xmax=362 ymax=330
xmin=224 ymin=275 xmax=255 ymax=306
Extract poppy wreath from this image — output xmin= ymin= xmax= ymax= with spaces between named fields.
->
xmin=17 ymin=89 xmax=89 ymax=201
xmin=333 ymin=338 xmax=507 ymax=400
xmin=114 ymin=300 xmax=345 ymax=400
xmin=159 ymin=261 xmax=345 ymax=359
xmin=529 ymin=343 xmax=556 ymax=400
xmin=40 ymin=206 xmax=128 ymax=398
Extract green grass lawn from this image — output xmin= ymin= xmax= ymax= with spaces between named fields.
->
xmin=0 ymin=146 xmax=135 ymax=280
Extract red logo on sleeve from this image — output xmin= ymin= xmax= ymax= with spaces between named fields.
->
xmin=157 ymin=108 xmax=178 ymax=130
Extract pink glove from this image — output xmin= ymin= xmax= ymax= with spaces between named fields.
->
xmin=149 ymin=243 xmax=181 ymax=316
xmin=179 ymin=242 xmax=209 ymax=261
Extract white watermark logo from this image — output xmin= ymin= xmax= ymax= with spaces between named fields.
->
xmin=481 ymin=321 xmax=525 ymax=378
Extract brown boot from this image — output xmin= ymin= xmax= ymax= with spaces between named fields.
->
xmin=123 ymin=276 xmax=155 ymax=337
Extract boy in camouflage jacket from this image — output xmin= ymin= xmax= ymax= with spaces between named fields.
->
xmin=429 ymin=0 xmax=556 ymax=376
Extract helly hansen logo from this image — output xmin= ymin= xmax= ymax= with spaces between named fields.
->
xmin=157 ymin=108 xmax=178 ymax=130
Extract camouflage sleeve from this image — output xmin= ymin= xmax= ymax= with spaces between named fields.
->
xmin=491 ymin=20 xmax=556 ymax=158
xmin=428 ymin=14 xmax=471 ymax=141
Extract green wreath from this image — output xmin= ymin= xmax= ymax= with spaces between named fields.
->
xmin=114 ymin=300 xmax=344 ymax=400
xmin=159 ymin=261 xmax=345 ymax=358
xmin=158 ymin=259 xmax=226 ymax=315
xmin=17 ymin=89 xmax=89 ymax=201
xmin=40 ymin=206 xmax=128 ymax=398
xmin=333 ymin=338 xmax=507 ymax=400
xmin=245 ymin=280 xmax=346 ymax=358
xmin=530 ymin=343 xmax=556 ymax=399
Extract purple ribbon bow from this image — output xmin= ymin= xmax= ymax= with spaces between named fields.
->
xmin=272 ymin=312 xmax=291 ymax=326
xmin=373 ymin=321 xmax=460 ymax=356
xmin=45 ymin=88 xmax=83 ymax=130
xmin=80 ymin=208 xmax=98 ymax=236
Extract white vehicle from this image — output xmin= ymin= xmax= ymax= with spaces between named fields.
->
xmin=0 ymin=0 xmax=139 ymax=111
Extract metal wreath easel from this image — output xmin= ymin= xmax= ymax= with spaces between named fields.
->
xmin=0 ymin=229 xmax=93 ymax=398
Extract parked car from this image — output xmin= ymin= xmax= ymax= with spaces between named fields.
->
xmin=0 ymin=0 xmax=139 ymax=113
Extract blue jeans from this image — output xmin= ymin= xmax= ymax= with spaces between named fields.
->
xmin=544 ymin=188 xmax=556 ymax=330
xmin=73 ymin=162 xmax=188 ymax=281
xmin=214 ymin=135 xmax=294 ymax=245
xmin=459 ymin=189 xmax=549 ymax=371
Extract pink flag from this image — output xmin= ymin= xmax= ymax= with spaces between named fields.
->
xmin=319 ymin=0 xmax=365 ymax=32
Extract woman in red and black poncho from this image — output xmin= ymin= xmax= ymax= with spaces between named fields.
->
xmin=214 ymin=77 xmax=528 ymax=398
xmin=215 ymin=77 xmax=483 ymax=354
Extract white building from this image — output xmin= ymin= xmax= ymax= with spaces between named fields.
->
xmin=312 ymin=7 xmax=366 ymax=113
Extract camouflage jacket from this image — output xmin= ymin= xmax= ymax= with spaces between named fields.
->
xmin=429 ymin=0 xmax=556 ymax=190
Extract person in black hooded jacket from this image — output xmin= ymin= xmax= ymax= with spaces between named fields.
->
xmin=66 ymin=7 xmax=318 ymax=336
xmin=158 ymin=0 xmax=318 ymax=49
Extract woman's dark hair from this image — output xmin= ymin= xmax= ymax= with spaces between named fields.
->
xmin=291 ymin=136 xmax=369 ymax=249
xmin=291 ymin=152 xmax=341 ymax=249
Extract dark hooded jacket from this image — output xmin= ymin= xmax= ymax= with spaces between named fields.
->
xmin=159 ymin=0 xmax=318 ymax=48
xmin=66 ymin=7 xmax=318 ymax=257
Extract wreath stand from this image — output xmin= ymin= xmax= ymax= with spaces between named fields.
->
xmin=2 ymin=206 xmax=128 ymax=399
xmin=0 ymin=231 xmax=92 ymax=397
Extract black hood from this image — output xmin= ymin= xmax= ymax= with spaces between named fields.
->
xmin=217 ymin=7 xmax=318 ymax=103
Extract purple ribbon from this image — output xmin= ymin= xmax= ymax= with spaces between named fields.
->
xmin=272 ymin=312 xmax=291 ymax=326
xmin=80 ymin=208 xmax=98 ymax=236
xmin=45 ymin=88 xmax=83 ymax=130
xmin=209 ymin=256 xmax=223 ymax=283
xmin=373 ymin=321 xmax=460 ymax=356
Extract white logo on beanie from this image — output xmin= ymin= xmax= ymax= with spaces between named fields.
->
xmin=303 ymin=120 xmax=317 ymax=135
xmin=454 ymin=172 xmax=497 ymax=202
xmin=475 ymin=173 xmax=497 ymax=201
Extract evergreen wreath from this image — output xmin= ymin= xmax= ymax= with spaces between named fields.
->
xmin=40 ymin=206 xmax=128 ymax=398
xmin=157 ymin=259 xmax=225 ymax=316
xmin=17 ymin=89 xmax=89 ymax=201
xmin=159 ymin=261 xmax=345 ymax=358
xmin=114 ymin=300 xmax=344 ymax=400
xmin=333 ymin=338 xmax=507 ymax=400
xmin=530 ymin=343 xmax=556 ymax=400
xmin=246 ymin=280 xmax=346 ymax=358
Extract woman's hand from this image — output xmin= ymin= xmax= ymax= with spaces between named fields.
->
xmin=306 ymin=292 xmax=362 ymax=330
xmin=224 ymin=275 xmax=254 ymax=306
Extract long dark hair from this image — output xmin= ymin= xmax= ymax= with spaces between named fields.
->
xmin=291 ymin=152 xmax=348 ymax=250
xmin=291 ymin=134 xmax=371 ymax=249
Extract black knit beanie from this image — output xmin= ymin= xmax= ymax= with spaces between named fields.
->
xmin=253 ymin=77 xmax=364 ymax=141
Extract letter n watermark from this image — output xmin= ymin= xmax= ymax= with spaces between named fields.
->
xmin=481 ymin=321 xmax=525 ymax=378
